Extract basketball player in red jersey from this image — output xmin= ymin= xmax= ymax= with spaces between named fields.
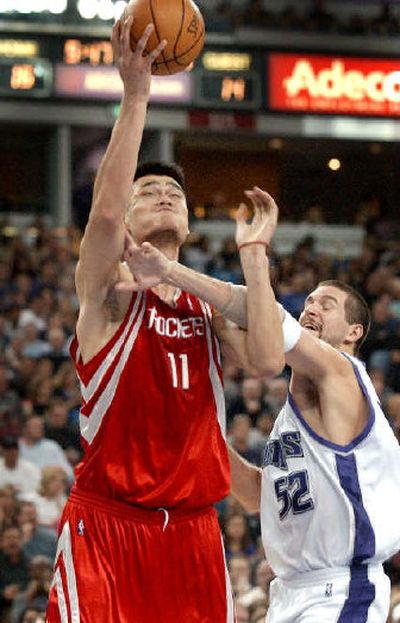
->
xmin=46 ymin=16 xmax=283 ymax=623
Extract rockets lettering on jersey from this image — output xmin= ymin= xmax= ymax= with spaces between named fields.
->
xmin=147 ymin=306 xmax=205 ymax=339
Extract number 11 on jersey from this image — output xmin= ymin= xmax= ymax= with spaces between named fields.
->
xmin=168 ymin=353 xmax=189 ymax=390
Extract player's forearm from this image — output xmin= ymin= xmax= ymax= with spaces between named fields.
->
xmin=91 ymin=96 xmax=148 ymax=221
xmin=166 ymin=261 xmax=233 ymax=315
xmin=228 ymin=445 xmax=261 ymax=513
xmin=240 ymin=248 xmax=285 ymax=377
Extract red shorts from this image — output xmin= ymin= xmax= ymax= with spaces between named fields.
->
xmin=46 ymin=489 xmax=235 ymax=623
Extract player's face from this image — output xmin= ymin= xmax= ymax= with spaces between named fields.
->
xmin=299 ymin=285 xmax=354 ymax=349
xmin=127 ymin=175 xmax=189 ymax=245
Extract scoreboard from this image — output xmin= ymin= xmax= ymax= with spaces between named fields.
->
xmin=1 ymin=32 xmax=400 ymax=118
xmin=0 ymin=33 xmax=260 ymax=110
xmin=0 ymin=57 xmax=52 ymax=96
xmin=194 ymin=50 xmax=261 ymax=110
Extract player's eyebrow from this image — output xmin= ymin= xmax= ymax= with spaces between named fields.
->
xmin=140 ymin=180 xmax=184 ymax=192
xmin=305 ymin=294 xmax=338 ymax=305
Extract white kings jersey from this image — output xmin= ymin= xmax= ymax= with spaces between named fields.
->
xmin=261 ymin=353 xmax=400 ymax=581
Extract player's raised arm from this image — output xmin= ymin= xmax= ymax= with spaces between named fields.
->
xmin=76 ymin=18 xmax=166 ymax=308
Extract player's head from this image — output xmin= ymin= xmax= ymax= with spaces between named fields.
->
xmin=299 ymin=280 xmax=371 ymax=355
xmin=126 ymin=162 xmax=189 ymax=246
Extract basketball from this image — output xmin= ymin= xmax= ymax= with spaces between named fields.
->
xmin=122 ymin=0 xmax=205 ymax=75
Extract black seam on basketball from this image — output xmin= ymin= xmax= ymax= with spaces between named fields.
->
xmin=156 ymin=27 xmax=205 ymax=65
xmin=149 ymin=0 xmax=170 ymax=73
xmin=173 ymin=0 xmax=186 ymax=59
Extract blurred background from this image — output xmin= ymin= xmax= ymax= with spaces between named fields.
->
xmin=0 ymin=2 xmax=400 ymax=622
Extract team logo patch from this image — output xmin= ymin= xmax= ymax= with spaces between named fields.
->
xmin=77 ymin=518 xmax=85 ymax=536
xmin=325 ymin=583 xmax=333 ymax=597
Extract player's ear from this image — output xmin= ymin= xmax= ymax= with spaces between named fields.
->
xmin=345 ymin=323 xmax=363 ymax=346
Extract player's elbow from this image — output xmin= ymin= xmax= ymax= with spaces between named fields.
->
xmin=244 ymin=497 xmax=261 ymax=514
xmin=248 ymin=353 xmax=285 ymax=379
xmin=88 ymin=204 xmax=123 ymax=230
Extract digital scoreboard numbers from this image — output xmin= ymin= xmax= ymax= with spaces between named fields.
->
xmin=0 ymin=58 xmax=52 ymax=97
xmin=194 ymin=50 xmax=261 ymax=110
xmin=0 ymin=37 xmax=52 ymax=98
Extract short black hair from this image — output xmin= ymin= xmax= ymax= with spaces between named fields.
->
xmin=133 ymin=162 xmax=186 ymax=194
xmin=317 ymin=280 xmax=371 ymax=354
xmin=0 ymin=436 xmax=18 ymax=449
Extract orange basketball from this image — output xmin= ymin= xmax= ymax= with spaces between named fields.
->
xmin=122 ymin=0 xmax=205 ymax=75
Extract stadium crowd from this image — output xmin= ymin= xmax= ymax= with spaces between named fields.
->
xmin=200 ymin=0 xmax=400 ymax=36
xmin=0 ymin=209 xmax=399 ymax=622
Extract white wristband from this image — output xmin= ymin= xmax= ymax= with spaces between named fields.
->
xmin=281 ymin=307 xmax=302 ymax=352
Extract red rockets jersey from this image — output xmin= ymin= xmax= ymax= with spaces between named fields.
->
xmin=70 ymin=290 xmax=230 ymax=510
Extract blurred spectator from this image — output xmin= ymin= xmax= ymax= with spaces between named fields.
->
xmin=0 ymin=437 xmax=40 ymax=496
xmin=10 ymin=555 xmax=52 ymax=623
xmin=20 ymin=326 xmax=50 ymax=361
xmin=18 ymin=607 xmax=46 ymax=623
xmin=17 ymin=298 xmax=47 ymax=333
xmin=0 ymin=486 xmax=20 ymax=531
xmin=264 ymin=376 xmax=289 ymax=414
xmin=0 ymin=525 xmax=30 ymax=621
xmin=228 ymin=414 xmax=262 ymax=465
xmin=17 ymin=502 xmax=57 ymax=562
xmin=44 ymin=398 xmax=80 ymax=453
xmin=278 ymin=271 xmax=312 ymax=319
xmin=25 ymin=467 xmax=67 ymax=531
xmin=0 ymin=365 xmax=21 ymax=432
xmin=361 ymin=294 xmax=399 ymax=372
xmin=228 ymin=378 xmax=266 ymax=424
xmin=238 ymin=558 xmax=274 ymax=613
xmin=183 ymin=234 xmax=212 ymax=273
xmin=45 ymin=329 xmax=69 ymax=372
xmin=248 ymin=413 xmax=275 ymax=455
xmin=228 ymin=554 xmax=252 ymax=597
xmin=224 ymin=512 xmax=257 ymax=563
xmin=19 ymin=416 xmax=73 ymax=481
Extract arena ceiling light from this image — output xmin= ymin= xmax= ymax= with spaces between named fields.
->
xmin=1 ymin=0 xmax=67 ymax=12
xmin=77 ymin=0 xmax=127 ymax=20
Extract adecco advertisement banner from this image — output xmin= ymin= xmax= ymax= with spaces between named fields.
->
xmin=268 ymin=53 xmax=400 ymax=117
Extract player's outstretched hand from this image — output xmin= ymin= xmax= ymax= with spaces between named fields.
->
xmin=116 ymin=231 xmax=173 ymax=292
xmin=235 ymin=187 xmax=279 ymax=252
xmin=111 ymin=17 xmax=167 ymax=100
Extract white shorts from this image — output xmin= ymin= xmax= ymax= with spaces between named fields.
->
xmin=266 ymin=564 xmax=390 ymax=623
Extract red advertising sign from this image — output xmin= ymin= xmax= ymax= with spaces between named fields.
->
xmin=268 ymin=53 xmax=400 ymax=117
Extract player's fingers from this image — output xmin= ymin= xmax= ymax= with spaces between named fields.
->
xmin=115 ymin=280 xmax=140 ymax=292
xmin=148 ymin=38 xmax=167 ymax=63
xmin=124 ymin=230 xmax=137 ymax=250
xmin=253 ymin=187 xmax=277 ymax=212
xmin=244 ymin=190 xmax=262 ymax=218
xmin=236 ymin=203 xmax=248 ymax=224
xmin=121 ymin=15 xmax=133 ymax=53
xmin=136 ymin=23 xmax=154 ymax=56
xmin=111 ymin=20 xmax=122 ymax=57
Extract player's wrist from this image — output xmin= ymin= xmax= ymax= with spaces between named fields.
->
xmin=163 ymin=259 xmax=177 ymax=283
xmin=237 ymin=240 xmax=270 ymax=254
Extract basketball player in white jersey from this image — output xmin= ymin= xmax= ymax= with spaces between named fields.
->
xmin=122 ymin=189 xmax=400 ymax=623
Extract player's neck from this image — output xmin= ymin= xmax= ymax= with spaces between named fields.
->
xmin=146 ymin=231 xmax=181 ymax=261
